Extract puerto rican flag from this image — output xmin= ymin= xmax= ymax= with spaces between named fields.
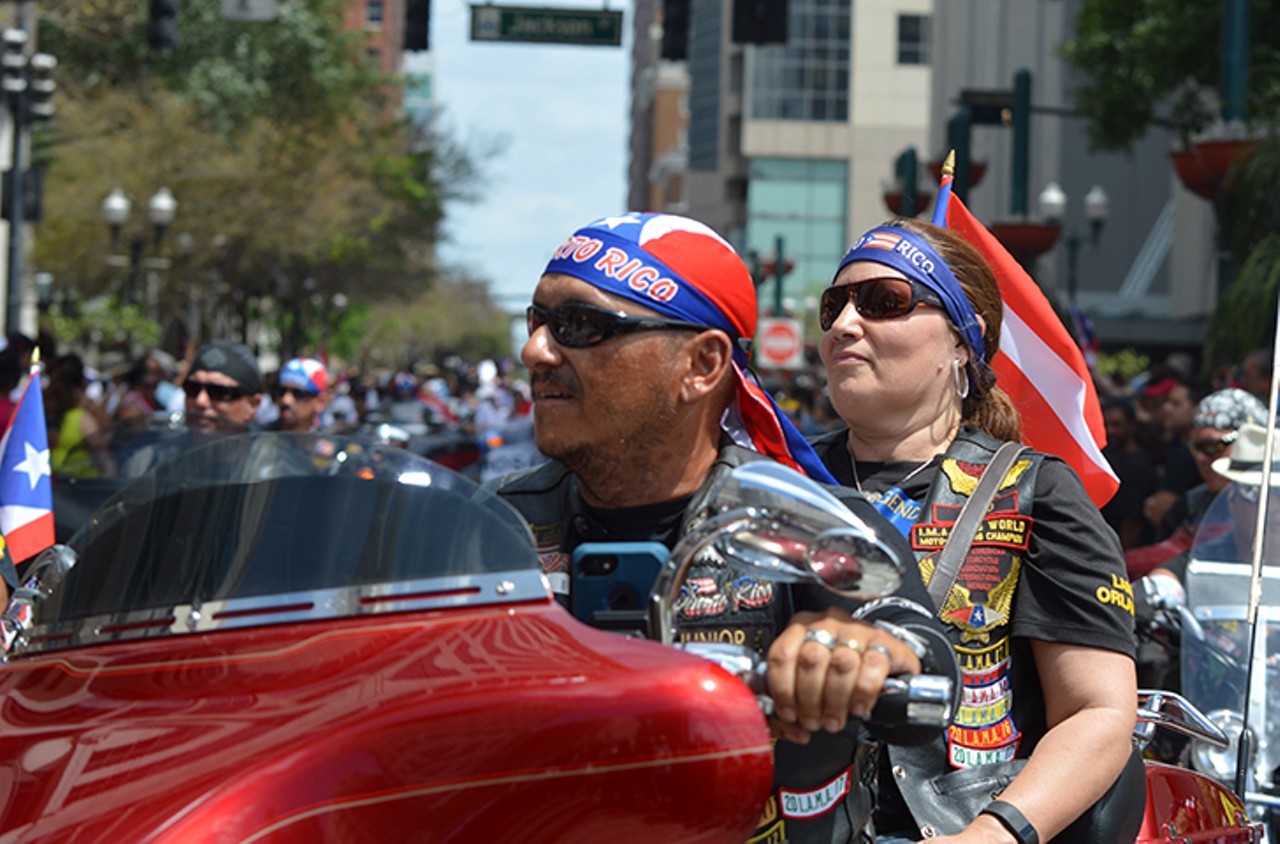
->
xmin=0 ymin=362 xmax=54 ymax=563
xmin=856 ymin=231 xmax=903 ymax=251
xmin=934 ymin=170 xmax=1119 ymax=507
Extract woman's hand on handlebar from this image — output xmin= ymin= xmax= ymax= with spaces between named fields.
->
xmin=766 ymin=608 xmax=922 ymax=743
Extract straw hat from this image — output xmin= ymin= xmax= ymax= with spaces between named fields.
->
xmin=1212 ymin=422 xmax=1280 ymax=486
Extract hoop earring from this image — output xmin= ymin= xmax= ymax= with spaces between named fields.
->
xmin=952 ymin=359 xmax=970 ymax=400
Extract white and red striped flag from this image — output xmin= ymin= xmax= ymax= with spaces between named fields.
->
xmin=933 ymin=158 xmax=1119 ymax=507
xmin=0 ymin=356 xmax=55 ymax=563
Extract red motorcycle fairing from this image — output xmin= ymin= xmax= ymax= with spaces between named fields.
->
xmin=1138 ymin=761 xmax=1264 ymax=844
xmin=0 ymin=600 xmax=773 ymax=843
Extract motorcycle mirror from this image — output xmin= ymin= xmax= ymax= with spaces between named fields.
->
xmin=1 ymin=544 xmax=77 ymax=658
xmin=807 ymin=527 xmax=902 ymax=598
xmin=650 ymin=462 xmax=906 ymax=644
xmin=705 ymin=462 xmax=902 ymax=599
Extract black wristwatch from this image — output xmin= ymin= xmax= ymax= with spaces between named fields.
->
xmin=981 ymin=800 xmax=1039 ymax=844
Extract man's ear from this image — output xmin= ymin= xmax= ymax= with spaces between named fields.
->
xmin=680 ymin=331 xmax=735 ymax=403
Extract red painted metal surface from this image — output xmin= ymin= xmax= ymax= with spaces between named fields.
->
xmin=1137 ymin=761 xmax=1264 ymax=843
xmin=0 ymin=599 xmax=773 ymax=843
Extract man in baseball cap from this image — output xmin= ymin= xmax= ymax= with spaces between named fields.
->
xmin=271 ymin=357 xmax=329 ymax=432
xmin=182 ymin=340 xmax=264 ymax=437
xmin=485 ymin=212 xmax=956 ymax=844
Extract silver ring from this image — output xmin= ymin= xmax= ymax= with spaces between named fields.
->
xmin=803 ymin=629 xmax=838 ymax=651
xmin=867 ymin=643 xmax=893 ymax=660
xmin=838 ymin=638 xmax=864 ymax=654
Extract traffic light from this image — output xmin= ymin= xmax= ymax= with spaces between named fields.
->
xmin=148 ymin=0 xmax=179 ymax=52
xmin=731 ymin=0 xmax=787 ymax=46
xmin=26 ymin=53 xmax=55 ymax=121
xmin=2 ymin=29 xmax=28 ymax=98
xmin=894 ymin=146 xmax=920 ymax=217
xmin=956 ymin=88 xmax=1012 ymax=126
xmin=404 ymin=0 xmax=430 ymax=51
xmin=660 ymin=0 xmax=689 ymax=61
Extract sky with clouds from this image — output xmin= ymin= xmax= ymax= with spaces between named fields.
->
xmin=417 ymin=0 xmax=636 ymax=310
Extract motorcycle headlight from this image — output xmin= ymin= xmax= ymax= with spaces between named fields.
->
xmin=1190 ymin=709 xmax=1245 ymax=782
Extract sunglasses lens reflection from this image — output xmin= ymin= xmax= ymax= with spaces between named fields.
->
xmin=819 ymin=278 xmax=921 ymax=330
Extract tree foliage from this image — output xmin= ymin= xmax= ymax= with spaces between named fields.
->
xmin=362 ymin=272 xmax=514 ymax=370
xmin=1207 ymin=137 xmax=1280 ymax=364
xmin=1063 ymin=0 xmax=1280 ymax=365
xmin=29 ymin=0 xmax=491 ymax=363
xmin=1061 ymin=0 xmax=1280 ymax=151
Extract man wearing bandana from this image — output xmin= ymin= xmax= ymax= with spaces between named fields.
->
xmin=486 ymin=213 xmax=958 ymax=843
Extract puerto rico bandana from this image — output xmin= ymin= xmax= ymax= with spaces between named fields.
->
xmin=835 ymin=226 xmax=985 ymax=366
xmin=279 ymin=358 xmax=328 ymax=395
xmin=544 ymin=213 xmax=836 ymax=485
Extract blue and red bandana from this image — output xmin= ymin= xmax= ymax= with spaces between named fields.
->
xmin=835 ymin=226 xmax=984 ymax=365
xmin=279 ymin=357 xmax=328 ymax=395
xmin=544 ymin=213 xmax=835 ymax=484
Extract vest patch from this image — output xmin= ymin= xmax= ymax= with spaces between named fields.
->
xmin=779 ymin=766 xmax=852 ymax=820
xmin=913 ymin=437 xmax=1041 ymax=771
xmin=747 ymin=818 xmax=786 ymax=843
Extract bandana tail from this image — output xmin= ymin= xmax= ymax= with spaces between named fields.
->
xmin=733 ymin=370 xmax=838 ymax=485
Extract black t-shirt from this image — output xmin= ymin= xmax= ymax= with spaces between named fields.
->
xmin=1101 ymin=447 xmax=1159 ymax=540
xmin=1160 ymin=442 xmax=1200 ymax=495
xmin=818 ymin=436 xmax=1136 ymax=659
xmin=816 ymin=431 xmax=1136 ymax=834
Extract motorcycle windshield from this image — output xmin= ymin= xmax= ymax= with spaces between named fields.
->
xmin=29 ymin=433 xmax=540 ymax=652
xmin=1183 ymin=481 xmax=1280 ymax=787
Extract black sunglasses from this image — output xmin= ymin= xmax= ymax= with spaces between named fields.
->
xmin=819 ymin=277 xmax=945 ymax=331
xmin=527 ymin=302 xmax=714 ymax=349
xmin=274 ymin=386 xmax=318 ymax=401
xmin=1190 ymin=431 xmax=1239 ymax=458
xmin=183 ymin=379 xmax=248 ymax=403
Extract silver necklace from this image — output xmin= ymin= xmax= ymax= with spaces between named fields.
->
xmin=847 ymin=444 xmax=934 ymax=495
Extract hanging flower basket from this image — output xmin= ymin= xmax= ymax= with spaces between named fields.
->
xmin=882 ymin=190 xmax=935 ymax=217
xmin=988 ymin=221 xmax=1061 ymax=264
xmin=1170 ymin=138 xmax=1260 ymax=202
xmin=929 ymin=159 xmax=989 ymax=189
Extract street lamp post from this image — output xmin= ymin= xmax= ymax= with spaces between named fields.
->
xmin=101 ymin=186 xmax=177 ymax=310
xmin=1038 ymin=182 xmax=1110 ymax=303
xmin=2 ymin=27 xmax=57 ymax=336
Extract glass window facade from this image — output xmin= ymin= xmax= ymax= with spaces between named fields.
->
xmin=746 ymin=158 xmax=849 ymax=310
xmin=687 ymin=0 xmax=724 ymax=170
xmin=366 ymin=0 xmax=384 ymax=27
xmin=897 ymin=14 xmax=930 ymax=65
xmin=749 ymin=0 xmax=851 ymax=122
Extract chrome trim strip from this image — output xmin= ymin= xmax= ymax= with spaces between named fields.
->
xmin=17 ymin=569 xmax=550 ymax=656
xmin=1192 ymin=605 xmax=1280 ymax=622
xmin=1188 ymin=560 xmax=1280 ymax=577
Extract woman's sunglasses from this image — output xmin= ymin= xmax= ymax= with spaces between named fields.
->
xmin=183 ymin=379 xmax=248 ymax=403
xmin=819 ymin=277 xmax=945 ymax=331
xmin=1189 ymin=431 xmax=1239 ymax=458
xmin=527 ymin=302 xmax=713 ymax=349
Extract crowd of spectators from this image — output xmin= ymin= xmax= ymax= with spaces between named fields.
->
xmin=14 ymin=334 xmax=539 ymax=486
xmin=756 ymin=343 xmax=1277 ymax=579
xmin=14 ymin=326 xmax=1274 ymax=570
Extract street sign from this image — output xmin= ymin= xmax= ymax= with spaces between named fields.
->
xmin=757 ymin=317 xmax=804 ymax=370
xmin=223 ymin=0 xmax=279 ymax=22
xmin=470 ymin=5 xmax=624 ymax=47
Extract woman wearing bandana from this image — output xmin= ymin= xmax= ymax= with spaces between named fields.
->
xmin=810 ymin=219 xmax=1138 ymax=844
